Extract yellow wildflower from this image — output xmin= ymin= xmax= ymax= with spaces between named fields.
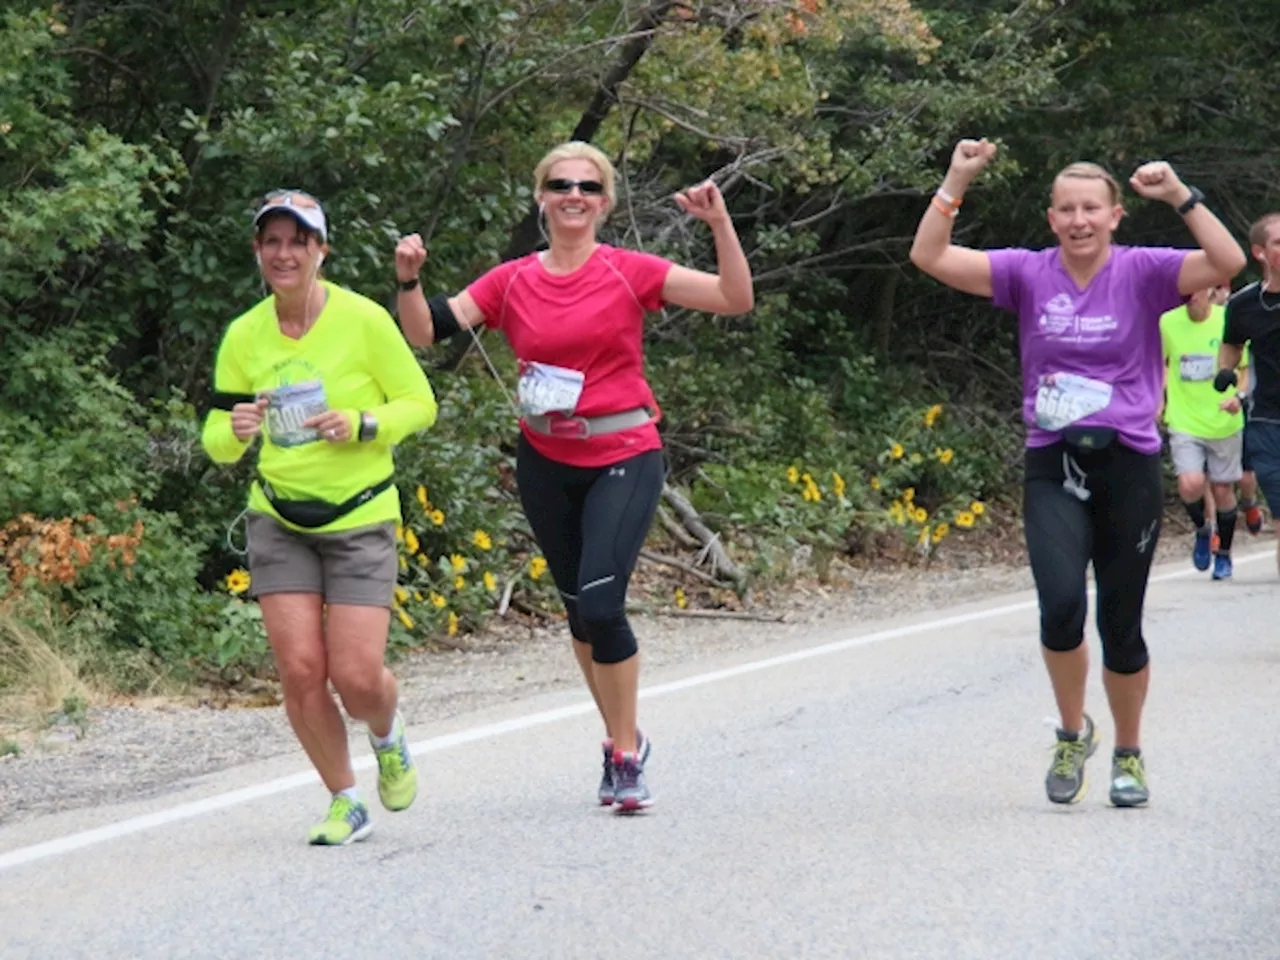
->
xmin=430 ymin=509 xmax=445 ymax=526
xmin=454 ymin=575 xmax=465 ymax=590
xmin=395 ymin=523 xmax=404 ymax=542
xmin=889 ymin=501 xmax=907 ymax=525
xmin=909 ymin=452 xmax=923 ymax=465
xmin=415 ymin=485 xmax=428 ymax=508
xmin=447 ymin=611 xmax=459 ymax=636
xmin=786 ymin=466 xmax=800 ymax=484
xmin=396 ymin=608 xmax=414 ymax=630
xmin=870 ymin=475 xmax=882 ymax=491
xmin=938 ymin=448 xmax=954 ymax=465
xmin=903 ymin=487 xmax=915 ymax=503
xmin=955 ymin=511 xmax=976 ymax=529
xmin=924 ymin=404 xmax=943 ymax=428
xmin=398 ymin=555 xmax=408 ymax=571
xmin=832 ymin=472 xmax=846 ymax=499
xmin=224 ymin=569 xmax=251 ymax=595
xmin=530 ymin=556 xmax=548 ymax=580
xmin=889 ymin=442 xmax=904 ymax=460
xmin=404 ymin=529 xmax=420 ymax=555
xmin=913 ymin=506 xmax=928 ymax=523
xmin=674 ymin=587 xmax=688 ymax=609
xmin=473 ymin=530 xmax=493 ymax=551
xmin=430 ymin=592 xmax=446 ymax=609
xmin=932 ymin=523 xmax=949 ymax=543
xmin=918 ymin=525 xmax=931 ymax=545
xmin=971 ymin=501 xmax=985 ymax=516
xmin=414 ymin=591 xmax=423 ymax=602
xmin=483 ymin=571 xmax=497 ymax=592
xmin=450 ymin=553 xmax=466 ymax=573
xmin=394 ymin=585 xmax=409 ymax=605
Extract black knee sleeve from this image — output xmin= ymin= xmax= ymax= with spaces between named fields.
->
xmin=561 ymin=593 xmax=587 ymax=643
xmin=1101 ymin=631 xmax=1149 ymax=675
xmin=1038 ymin=588 xmax=1087 ymax=653
xmin=581 ymin=612 xmax=638 ymax=664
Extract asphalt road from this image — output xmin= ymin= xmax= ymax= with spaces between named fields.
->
xmin=2 ymin=548 xmax=1278 ymax=960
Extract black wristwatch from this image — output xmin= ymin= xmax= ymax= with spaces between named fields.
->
xmin=358 ymin=411 xmax=379 ymax=442
xmin=1176 ymin=186 xmax=1205 ymax=216
xmin=398 ymin=276 xmax=420 ymax=292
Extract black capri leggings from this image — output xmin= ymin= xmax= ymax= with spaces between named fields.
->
xmin=516 ymin=434 xmax=665 ymax=664
xmin=1023 ymin=441 xmax=1162 ymax=675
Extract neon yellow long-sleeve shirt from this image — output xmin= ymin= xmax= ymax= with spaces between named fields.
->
xmin=200 ymin=281 xmax=437 ymax=533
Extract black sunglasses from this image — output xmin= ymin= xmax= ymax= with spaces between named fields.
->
xmin=543 ymin=178 xmax=605 ymax=196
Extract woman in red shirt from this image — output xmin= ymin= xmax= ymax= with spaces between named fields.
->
xmin=395 ymin=140 xmax=753 ymax=812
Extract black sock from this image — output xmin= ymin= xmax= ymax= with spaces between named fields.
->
xmin=1184 ymin=499 xmax=1206 ymax=529
xmin=1216 ymin=507 xmax=1238 ymax=553
xmin=1114 ymin=746 xmax=1141 ymax=758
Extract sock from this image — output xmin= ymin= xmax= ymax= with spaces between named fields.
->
xmin=1113 ymin=746 xmax=1141 ymax=758
xmin=1216 ymin=507 xmax=1238 ymax=553
xmin=1183 ymin=498 xmax=1206 ymax=530
xmin=1240 ymin=496 xmax=1257 ymax=510
xmin=337 ymin=786 xmax=362 ymax=803
xmin=371 ymin=715 xmax=401 ymax=747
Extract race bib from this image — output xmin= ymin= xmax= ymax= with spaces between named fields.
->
xmin=1179 ymin=354 xmax=1214 ymax=382
xmin=264 ymin=380 xmax=328 ymax=448
xmin=1034 ymin=373 xmax=1113 ymax=432
xmin=517 ymin=361 xmax=585 ymax=417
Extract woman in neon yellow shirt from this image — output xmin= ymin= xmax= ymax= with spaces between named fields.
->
xmin=201 ymin=191 xmax=437 ymax=845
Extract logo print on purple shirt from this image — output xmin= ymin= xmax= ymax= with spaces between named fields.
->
xmin=1039 ymin=293 xmax=1076 ymax=337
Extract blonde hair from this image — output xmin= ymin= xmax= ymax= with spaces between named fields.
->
xmin=1052 ymin=162 xmax=1122 ymax=206
xmin=1249 ymin=213 xmax=1280 ymax=249
xmin=533 ymin=141 xmax=617 ymax=209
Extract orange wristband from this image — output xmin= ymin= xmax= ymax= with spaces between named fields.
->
xmin=930 ymin=195 xmax=957 ymax=218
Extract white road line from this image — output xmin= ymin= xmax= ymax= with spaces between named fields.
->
xmin=0 ymin=549 xmax=1270 ymax=873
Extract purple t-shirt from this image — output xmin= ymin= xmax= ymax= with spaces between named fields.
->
xmin=989 ymin=245 xmax=1188 ymax=454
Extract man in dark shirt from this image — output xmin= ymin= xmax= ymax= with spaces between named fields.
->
xmin=1218 ymin=212 xmax=1280 ymax=569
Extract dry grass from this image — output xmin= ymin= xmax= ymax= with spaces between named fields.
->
xmin=0 ymin=603 xmax=101 ymax=735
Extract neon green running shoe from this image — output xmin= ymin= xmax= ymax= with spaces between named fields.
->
xmin=307 ymin=795 xmax=373 ymax=846
xmin=371 ymin=713 xmax=418 ymax=812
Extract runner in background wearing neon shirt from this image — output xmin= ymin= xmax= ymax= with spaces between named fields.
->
xmin=911 ymin=139 xmax=1245 ymax=808
xmin=202 ymin=191 xmax=438 ymax=845
xmin=1160 ymin=285 xmax=1248 ymax=580
xmin=1217 ymin=213 xmax=1280 ymax=573
xmin=394 ymin=141 xmax=753 ymax=813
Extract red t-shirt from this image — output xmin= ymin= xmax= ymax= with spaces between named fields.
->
xmin=467 ymin=244 xmax=673 ymax=467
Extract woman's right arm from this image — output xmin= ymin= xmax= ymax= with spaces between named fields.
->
xmin=394 ymin=233 xmax=487 ymax=346
xmin=200 ymin=331 xmax=262 ymax=464
xmin=909 ymin=139 xmax=998 ymax=299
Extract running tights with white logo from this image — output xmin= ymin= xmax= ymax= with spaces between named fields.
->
xmin=1023 ymin=442 xmax=1162 ymax=675
xmin=516 ymin=434 xmax=665 ymax=664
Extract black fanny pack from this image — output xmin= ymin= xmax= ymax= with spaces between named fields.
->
xmin=259 ymin=475 xmax=394 ymax=529
xmin=1062 ymin=426 xmax=1116 ymax=452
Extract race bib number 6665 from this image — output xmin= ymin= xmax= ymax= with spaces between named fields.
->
xmin=1034 ymin=373 xmax=1113 ymax=432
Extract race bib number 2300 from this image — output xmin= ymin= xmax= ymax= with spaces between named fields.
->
xmin=265 ymin=380 xmax=328 ymax=447
xmin=1034 ymin=373 xmax=1113 ymax=432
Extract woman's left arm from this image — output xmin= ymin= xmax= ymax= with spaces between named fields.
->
xmin=1129 ymin=162 xmax=1246 ymax=295
xmin=361 ymin=312 xmax=439 ymax=444
xmin=660 ymin=180 xmax=754 ymax=316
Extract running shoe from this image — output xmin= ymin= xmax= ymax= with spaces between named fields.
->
xmin=1212 ymin=553 xmax=1233 ymax=581
xmin=1244 ymin=503 xmax=1264 ymax=535
xmin=1045 ymin=712 xmax=1098 ymax=804
xmin=308 ymin=794 xmax=373 ymax=846
xmin=612 ymin=749 xmax=654 ymax=813
xmin=599 ymin=731 xmax=650 ymax=806
xmin=1192 ymin=527 xmax=1212 ymax=571
xmin=1109 ymin=751 xmax=1150 ymax=807
xmin=370 ymin=713 xmax=418 ymax=812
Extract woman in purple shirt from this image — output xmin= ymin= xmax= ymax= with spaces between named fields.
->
xmin=911 ymin=139 xmax=1245 ymax=808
